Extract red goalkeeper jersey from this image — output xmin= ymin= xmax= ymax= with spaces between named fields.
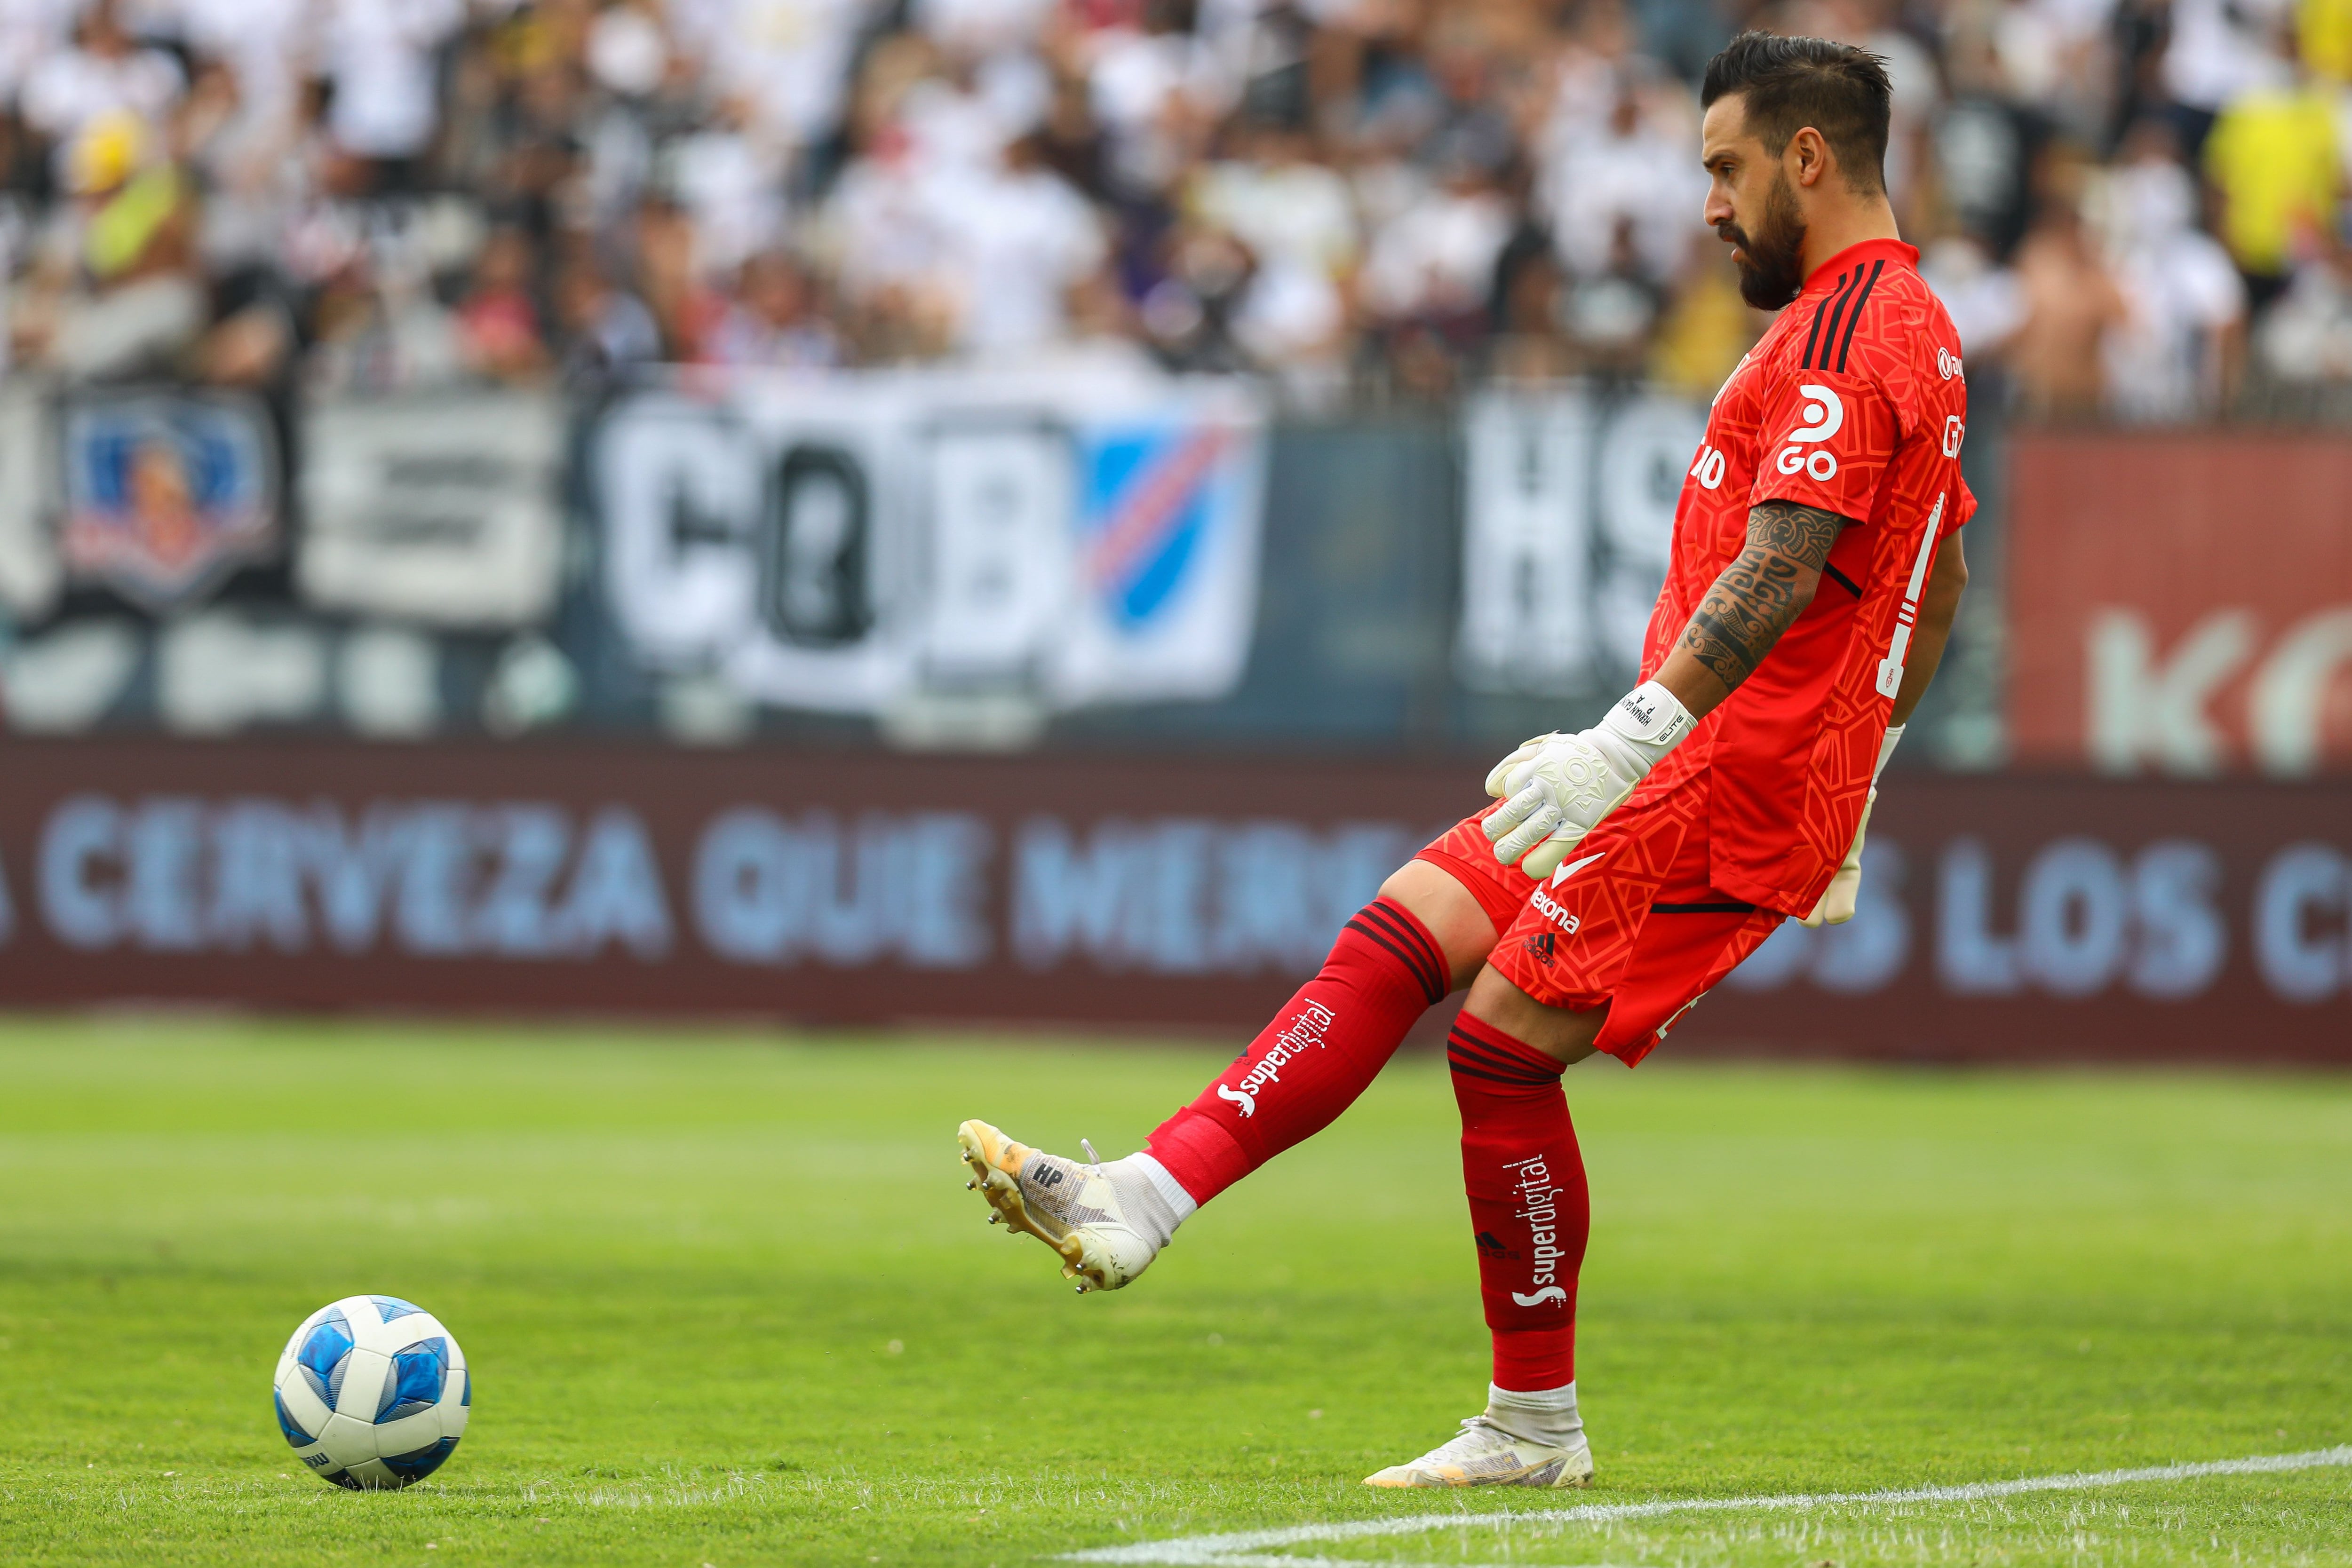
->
xmin=1633 ymin=237 xmax=1975 ymax=916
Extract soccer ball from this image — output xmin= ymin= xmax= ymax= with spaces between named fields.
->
xmin=271 ymin=1295 xmax=470 ymax=1489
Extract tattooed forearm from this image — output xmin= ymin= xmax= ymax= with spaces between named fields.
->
xmin=1682 ymin=546 xmax=1806 ymax=686
xmin=1671 ymin=501 xmax=1855 ymax=701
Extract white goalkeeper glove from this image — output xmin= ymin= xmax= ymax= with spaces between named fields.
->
xmin=1800 ymin=722 xmax=1904 ymax=927
xmin=1483 ymin=681 xmax=1696 ymax=878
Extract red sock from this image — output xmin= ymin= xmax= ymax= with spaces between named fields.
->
xmin=1145 ymin=897 xmax=1448 ymax=1206
xmin=1447 ymin=1011 xmax=1588 ymax=1392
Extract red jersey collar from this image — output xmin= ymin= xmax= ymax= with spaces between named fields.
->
xmin=1802 ymin=237 xmax=1918 ymax=294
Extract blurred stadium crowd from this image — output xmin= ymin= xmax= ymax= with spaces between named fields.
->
xmin=2 ymin=0 xmax=2350 ymax=417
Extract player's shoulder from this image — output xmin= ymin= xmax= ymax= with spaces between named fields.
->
xmin=1845 ymin=262 xmax=1960 ymax=373
xmin=1780 ymin=248 xmax=1963 ymax=411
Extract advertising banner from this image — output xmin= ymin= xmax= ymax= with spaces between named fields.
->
xmin=0 ymin=739 xmax=2340 ymax=1061
xmin=297 ymin=392 xmax=566 ymax=628
xmin=2010 ymin=432 xmax=2352 ymax=777
xmin=1719 ymin=777 xmax=2350 ymax=1060
xmin=593 ymin=367 xmax=1267 ymax=717
xmin=1458 ymin=386 xmax=1705 ymax=691
xmin=0 ymin=381 xmax=58 ymax=617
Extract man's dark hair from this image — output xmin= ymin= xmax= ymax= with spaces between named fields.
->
xmin=1700 ymin=32 xmax=1892 ymax=194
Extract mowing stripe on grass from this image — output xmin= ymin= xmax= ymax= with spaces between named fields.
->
xmin=1065 ymin=1445 xmax=2352 ymax=1566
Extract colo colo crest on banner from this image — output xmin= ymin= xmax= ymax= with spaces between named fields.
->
xmin=61 ymin=390 xmax=279 ymax=612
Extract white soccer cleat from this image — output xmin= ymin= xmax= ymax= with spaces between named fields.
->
xmin=957 ymin=1120 xmax=1166 ymax=1293
xmin=1362 ymin=1416 xmax=1595 ymax=1489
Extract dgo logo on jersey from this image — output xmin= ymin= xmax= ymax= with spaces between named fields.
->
xmin=1774 ymin=384 xmax=1844 ymax=483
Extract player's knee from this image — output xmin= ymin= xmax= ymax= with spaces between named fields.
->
xmin=1463 ymin=966 xmax=1603 ymax=1065
xmin=1378 ymin=859 xmax=1499 ymax=991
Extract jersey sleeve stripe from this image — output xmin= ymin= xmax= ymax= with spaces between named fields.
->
xmin=1821 ymin=561 xmax=1863 ymax=598
xmin=1806 ymin=270 xmax=1863 ymax=371
xmin=1813 ymin=268 xmax=1865 ymax=371
xmin=1799 ymin=269 xmax=1852 ymax=370
xmin=1832 ymin=259 xmax=1886 ymax=372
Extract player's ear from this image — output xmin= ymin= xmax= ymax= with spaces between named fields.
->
xmin=1788 ymin=126 xmax=1830 ymax=189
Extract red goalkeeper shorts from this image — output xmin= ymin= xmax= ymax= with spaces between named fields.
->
xmin=1414 ymin=776 xmax=1783 ymax=1067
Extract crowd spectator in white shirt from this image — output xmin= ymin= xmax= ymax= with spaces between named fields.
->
xmin=2094 ymin=118 xmax=2246 ymax=420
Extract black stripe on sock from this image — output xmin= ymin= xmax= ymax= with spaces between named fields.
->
xmin=1445 ymin=1029 xmax=1565 ymax=1084
xmin=1447 ymin=1054 xmax=1561 ymax=1088
xmin=1356 ymin=900 xmax=1447 ymax=1002
xmin=1800 ymin=269 xmax=1848 ymax=369
xmin=1367 ymin=896 xmax=1448 ymax=979
xmin=1348 ymin=910 xmax=1444 ymax=1002
xmin=1446 ymin=1057 xmax=1564 ymax=1090
xmin=1346 ymin=917 xmax=1443 ymax=1004
xmin=1446 ymin=1027 xmax=1550 ymax=1059
xmin=1345 ymin=917 xmax=1426 ymax=989
xmin=1835 ymin=260 xmax=1885 ymax=372
xmin=1822 ymin=562 xmax=1862 ymax=598
xmin=1650 ymin=900 xmax=1756 ymax=914
xmin=1446 ymin=1036 xmax=1553 ymax=1078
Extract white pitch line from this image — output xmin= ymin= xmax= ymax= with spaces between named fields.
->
xmin=1063 ymin=1445 xmax=2352 ymax=1566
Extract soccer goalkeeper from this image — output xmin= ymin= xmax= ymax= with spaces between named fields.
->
xmin=958 ymin=31 xmax=1972 ymax=1490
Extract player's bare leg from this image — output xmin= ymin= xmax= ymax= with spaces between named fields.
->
xmin=1383 ymin=859 xmax=1505 ymax=974
xmin=1367 ymin=971 xmax=1603 ymax=1488
xmin=1458 ymin=963 xmax=1605 ymax=1064
xmin=958 ymin=861 xmax=1497 ymax=1291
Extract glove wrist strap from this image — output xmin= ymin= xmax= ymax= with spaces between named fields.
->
xmin=1598 ymin=680 xmax=1695 ymax=776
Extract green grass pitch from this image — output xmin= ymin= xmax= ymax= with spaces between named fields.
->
xmin=1 ymin=1019 xmax=2348 ymax=1566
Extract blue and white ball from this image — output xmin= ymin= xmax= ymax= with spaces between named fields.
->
xmin=271 ymin=1296 xmax=469 ymax=1489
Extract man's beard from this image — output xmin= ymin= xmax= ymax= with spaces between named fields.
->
xmin=1720 ymin=172 xmax=1808 ymax=309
